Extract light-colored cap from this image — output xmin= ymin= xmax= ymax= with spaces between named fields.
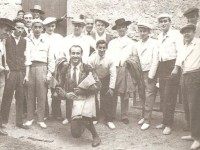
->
xmin=72 ymin=18 xmax=85 ymax=25
xmin=43 ymin=17 xmax=57 ymax=26
xmin=157 ymin=13 xmax=172 ymax=21
xmin=137 ymin=22 xmax=152 ymax=30
xmin=32 ymin=19 xmax=43 ymax=25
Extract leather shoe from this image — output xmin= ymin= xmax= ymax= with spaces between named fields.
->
xmin=16 ymin=124 xmax=29 ymax=129
xmin=92 ymin=136 xmax=101 ymax=147
xmin=0 ymin=129 xmax=8 ymax=136
xmin=191 ymin=140 xmax=200 ymax=150
xmin=121 ymin=118 xmax=129 ymax=124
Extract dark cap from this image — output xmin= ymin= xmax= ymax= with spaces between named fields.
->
xmin=0 ymin=18 xmax=15 ymax=30
xmin=180 ymin=23 xmax=196 ymax=34
xmin=112 ymin=18 xmax=131 ymax=30
xmin=183 ymin=7 xmax=199 ymax=17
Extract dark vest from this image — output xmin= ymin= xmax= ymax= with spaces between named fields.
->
xmin=5 ymin=36 xmax=26 ymax=71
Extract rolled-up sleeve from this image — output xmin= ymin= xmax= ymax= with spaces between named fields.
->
xmin=25 ymin=39 xmax=32 ymax=66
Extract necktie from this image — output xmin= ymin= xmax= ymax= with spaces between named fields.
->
xmin=73 ymin=66 xmax=77 ymax=86
xmin=87 ymin=31 xmax=91 ymax=35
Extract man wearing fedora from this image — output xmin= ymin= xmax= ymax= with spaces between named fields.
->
xmin=43 ymin=17 xmax=64 ymax=120
xmin=0 ymin=18 xmax=16 ymax=135
xmin=61 ymin=18 xmax=96 ymax=125
xmin=155 ymin=13 xmax=182 ymax=135
xmin=183 ymin=7 xmax=200 ymax=38
xmin=174 ymin=24 xmax=200 ymax=150
xmin=136 ymin=22 xmax=158 ymax=130
xmin=107 ymin=18 xmax=137 ymax=124
xmin=91 ymin=18 xmax=113 ymax=44
xmin=30 ymin=5 xmax=45 ymax=20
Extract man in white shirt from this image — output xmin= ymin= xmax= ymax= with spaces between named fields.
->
xmin=108 ymin=18 xmax=137 ymax=124
xmin=155 ymin=14 xmax=182 ymax=135
xmin=136 ymin=23 xmax=158 ymax=130
xmin=43 ymin=17 xmax=64 ymax=121
xmin=88 ymin=40 xmax=116 ymax=129
xmin=62 ymin=18 xmax=96 ymax=63
xmin=174 ymin=24 xmax=200 ymax=150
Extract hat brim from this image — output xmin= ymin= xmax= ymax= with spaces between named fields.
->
xmin=138 ymin=25 xmax=151 ymax=30
xmin=112 ymin=21 xmax=131 ymax=30
xmin=44 ymin=21 xmax=57 ymax=26
xmin=0 ymin=22 xmax=15 ymax=30
xmin=95 ymin=19 xmax=109 ymax=28
xmin=30 ymin=9 xmax=45 ymax=15
xmin=180 ymin=26 xmax=196 ymax=34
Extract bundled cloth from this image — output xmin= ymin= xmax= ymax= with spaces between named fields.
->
xmin=72 ymin=72 xmax=97 ymax=119
xmin=115 ymin=55 xmax=145 ymax=101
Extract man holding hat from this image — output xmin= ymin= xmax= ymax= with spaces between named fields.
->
xmin=155 ymin=13 xmax=182 ymax=135
xmin=175 ymin=23 xmax=200 ymax=150
xmin=30 ymin=5 xmax=45 ymax=20
xmin=61 ymin=18 xmax=96 ymax=124
xmin=107 ymin=18 xmax=137 ymax=124
xmin=91 ymin=18 xmax=112 ymax=44
xmin=24 ymin=19 xmax=55 ymax=129
xmin=0 ymin=18 xmax=15 ymax=135
xmin=183 ymin=7 xmax=200 ymax=38
xmin=136 ymin=22 xmax=158 ymax=130
xmin=43 ymin=17 xmax=63 ymax=120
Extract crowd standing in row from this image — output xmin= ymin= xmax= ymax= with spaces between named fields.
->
xmin=0 ymin=4 xmax=199 ymax=149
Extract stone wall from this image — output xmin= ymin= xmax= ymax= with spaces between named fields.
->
xmin=0 ymin=0 xmax=22 ymax=19
xmin=67 ymin=0 xmax=200 ymax=39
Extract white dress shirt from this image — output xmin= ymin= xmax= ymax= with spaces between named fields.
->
xmin=87 ymin=52 xmax=116 ymax=89
xmin=107 ymin=35 xmax=137 ymax=67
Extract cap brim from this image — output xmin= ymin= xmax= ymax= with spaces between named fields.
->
xmin=95 ymin=19 xmax=109 ymax=28
xmin=30 ymin=9 xmax=45 ymax=14
xmin=1 ymin=22 xmax=15 ymax=30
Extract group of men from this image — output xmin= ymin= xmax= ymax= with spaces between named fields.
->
xmin=0 ymin=4 xmax=199 ymax=149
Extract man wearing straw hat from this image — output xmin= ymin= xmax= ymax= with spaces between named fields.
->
xmin=30 ymin=5 xmax=45 ymax=20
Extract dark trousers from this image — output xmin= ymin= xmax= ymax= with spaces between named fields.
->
xmin=0 ymin=71 xmax=25 ymax=125
xmin=181 ymin=71 xmax=200 ymax=140
xmin=99 ymin=76 xmax=114 ymax=122
xmin=158 ymin=60 xmax=180 ymax=127
xmin=65 ymin=99 xmax=73 ymax=121
xmin=71 ymin=117 xmax=98 ymax=139
xmin=51 ymin=88 xmax=62 ymax=118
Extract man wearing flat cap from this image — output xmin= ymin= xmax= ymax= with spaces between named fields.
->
xmin=0 ymin=18 xmax=15 ymax=135
xmin=136 ymin=22 xmax=158 ymax=130
xmin=183 ymin=7 xmax=200 ymax=38
xmin=24 ymin=19 xmax=55 ymax=129
xmin=174 ymin=23 xmax=200 ymax=150
xmin=43 ymin=17 xmax=64 ymax=120
xmin=107 ymin=18 xmax=138 ymax=124
xmin=30 ymin=5 xmax=45 ymax=20
xmin=91 ymin=18 xmax=112 ymax=44
xmin=61 ymin=18 xmax=96 ymax=125
xmin=155 ymin=13 xmax=183 ymax=135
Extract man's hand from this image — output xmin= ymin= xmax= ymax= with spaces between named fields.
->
xmin=74 ymin=88 xmax=85 ymax=95
xmin=23 ymin=76 xmax=29 ymax=85
xmin=106 ymin=88 xmax=114 ymax=97
xmin=66 ymin=92 xmax=78 ymax=100
xmin=56 ymin=87 xmax=67 ymax=98
xmin=45 ymin=76 xmax=51 ymax=86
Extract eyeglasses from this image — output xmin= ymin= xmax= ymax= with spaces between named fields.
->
xmin=33 ymin=26 xmax=43 ymax=29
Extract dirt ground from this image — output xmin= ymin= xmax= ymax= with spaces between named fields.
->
xmin=0 ymin=98 xmax=195 ymax=150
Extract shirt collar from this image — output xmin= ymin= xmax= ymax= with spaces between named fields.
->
xmin=11 ymin=33 xmax=20 ymax=40
xmin=71 ymin=62 xmax=82 ymax=70
xmin=95 ymin=31 xmax=106 ymax=39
